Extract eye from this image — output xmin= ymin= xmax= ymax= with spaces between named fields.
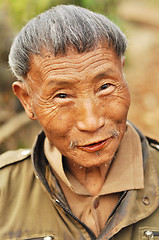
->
xmin=100 ymin=83 xmax=110 ymax=90
xmin=98 ymin=82 xmax=115 ymax=96
xmin=55 ymin=93 xmax=68 ymax=98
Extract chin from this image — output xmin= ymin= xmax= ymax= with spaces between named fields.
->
xmin=73 ymin=151 xmax=115 ymax=168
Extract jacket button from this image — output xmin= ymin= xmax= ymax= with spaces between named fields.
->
xmin=144 ymin=230 xmax=154 ymax=238
xmin=143 ymin=196 xmax=150 ymax=205
xmin=43 ymin=237 xmax=53 ymax=240
xmin=94 ymin=199 xmax=99 ymax=209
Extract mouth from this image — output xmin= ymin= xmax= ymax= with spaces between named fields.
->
xmin=77 ymin=138 xmax=112 ymax=153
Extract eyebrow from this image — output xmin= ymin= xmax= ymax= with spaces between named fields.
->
xmin=45 ymin=69 xmax=117 ymax=87
xmin=45 ymin=78 xmax=78 ymax=87
xmin=93 ymin=70 xmax=117 ymax=81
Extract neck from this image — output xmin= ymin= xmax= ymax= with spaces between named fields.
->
xmin=65 ymin=159 xmax=111 ymax=196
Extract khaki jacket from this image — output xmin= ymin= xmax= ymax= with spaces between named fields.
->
xmin=0 ymin=129 xmax=159 ymax=240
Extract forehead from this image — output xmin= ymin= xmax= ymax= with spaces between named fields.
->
xmin=27 ymin=46 xmax=122 ymax=84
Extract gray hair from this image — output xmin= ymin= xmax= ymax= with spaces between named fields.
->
xmin=9 ymin=5 xmax=127 ymax=81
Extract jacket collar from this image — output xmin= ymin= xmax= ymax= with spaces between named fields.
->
xmin=98 ymin=127 xmax=159 ymax=239
xmin=32 ymin=124 xmax=159 ymax=240
xmin=32 ymin=131 xmax=70 ymax=207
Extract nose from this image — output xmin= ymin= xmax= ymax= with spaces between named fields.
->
xmin=76 ymin=98 xmax=105 ymax=132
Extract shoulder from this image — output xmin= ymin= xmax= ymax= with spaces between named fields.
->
xmin=0 ymin=148 xmax=34 ymax=193
xmin=146 ymin=137 xmax=159 ymax=175
xmin=0 ymin=148 xmax=33 ymax=189
xmin=0 ymin=149 xmax=36 ymax=211
xmin=128 ymin=121 xmax=159 ymax=153
xmin=128 ymin=121 xmax=159 ymax=168
xmin=0 ymin=148 xmax=31 ymax=169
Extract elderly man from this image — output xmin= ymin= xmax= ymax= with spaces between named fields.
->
xmin=0 ymin=5 xmax=159 ymax=240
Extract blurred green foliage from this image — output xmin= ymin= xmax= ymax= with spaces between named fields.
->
xmin=7 ymin=0 xmax=52 ymax=29
xmin=1 ymin=0 xmax=119 ymax=31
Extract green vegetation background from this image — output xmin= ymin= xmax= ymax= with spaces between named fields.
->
xmin=0 ymin=0 xmax=159 ymax=153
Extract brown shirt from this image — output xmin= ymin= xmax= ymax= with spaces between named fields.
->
xmin=44 ymin=123 xmax=144 ymax=236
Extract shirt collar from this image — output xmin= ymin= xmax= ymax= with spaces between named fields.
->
xmin=44 ymin=122 xmax=144 ymax=195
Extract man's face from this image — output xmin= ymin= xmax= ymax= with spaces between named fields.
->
xmin=15 ymin=46 xmax=130 ymax=167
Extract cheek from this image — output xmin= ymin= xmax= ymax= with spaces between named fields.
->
xmin=102 ymin=90 xmax=130 ymax=122
xmin=110 ymin=101 xmax=129 ymax=121
xmin=34 ymin=105 xmax=58 ymax=129
xmin=33 ymin=100 xmax=75 ymax=139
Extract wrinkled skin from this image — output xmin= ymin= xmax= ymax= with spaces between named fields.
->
xmin=13 ymin=45 xmax=130 ymax=169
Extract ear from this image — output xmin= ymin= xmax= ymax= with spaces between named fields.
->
xmin=121 ymin=56 xmax=126 ymax=67
xmin=12 ymin=81 xmax=36 ymax=120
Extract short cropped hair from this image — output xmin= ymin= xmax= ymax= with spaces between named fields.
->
xmin=9 ymin=5 xmax=127 ymax=81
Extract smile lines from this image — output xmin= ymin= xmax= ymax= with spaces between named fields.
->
xmin=69 ymin=128 xmax=119 ymax=151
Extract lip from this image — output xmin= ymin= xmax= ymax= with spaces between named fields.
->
xmin=77 ymin=138 xmax=111 ymax=153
